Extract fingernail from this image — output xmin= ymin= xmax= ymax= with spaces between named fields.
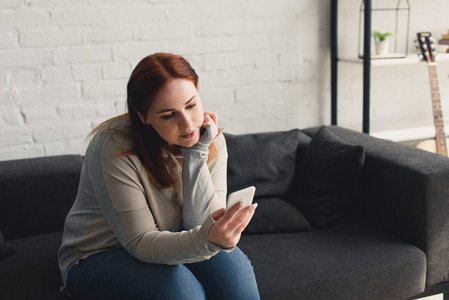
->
xmin=251 ymin=203 xmax=258 ymax=210
xmin=239 ymin=201 xmax=244 ymax=207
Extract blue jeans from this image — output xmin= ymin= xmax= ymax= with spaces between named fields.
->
xmin=66 ymin=247 xmax=260 ymax=300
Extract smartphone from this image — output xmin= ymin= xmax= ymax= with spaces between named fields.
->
xmin=226 ymin=186 xmax=256 ymax=211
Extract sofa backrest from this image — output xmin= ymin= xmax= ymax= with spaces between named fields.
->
xmin=0 ymin=155 xmax=83 ymax=240
xmin=0 ymin=130 xmax=312 ymax=240
xmin=224 ymin=129 xmax=311 ymax=198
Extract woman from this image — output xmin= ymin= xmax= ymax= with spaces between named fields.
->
xmin=58 ymin=53 xmax=260 ymax=299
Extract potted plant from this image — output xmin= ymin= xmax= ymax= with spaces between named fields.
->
xmin=372 ymin=31 xmax=396 ymax=55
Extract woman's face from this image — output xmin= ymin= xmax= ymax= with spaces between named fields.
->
xmin=141 ymin=78 xmax=204 ymax=148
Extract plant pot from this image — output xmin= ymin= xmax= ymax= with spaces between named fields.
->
xmin=375 ymin=40 xmax=389 ymax=56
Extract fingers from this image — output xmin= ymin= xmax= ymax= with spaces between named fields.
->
xmin=203 ymin=115 xmax=213 ymax=127
xmin=202 ymin=113 xmax=219 ymax=140
xmin=203 ymin=115 xmax=216 ymax=129
xmin=217 ymin=202 xmax=256 ymax=232
xmin=208 ymin=203 xmax=257 ymax=249
xmin=211 ymin=207 xmax=226 ymax=221
xmin=204 ymin=112 xmax=218 ymax=127
xmin=218 ymin=201 xmax=245 ymax=224
xmin=236 ymin=204 xmax=257 ymax=232
xmin=228 ymin=204 xmax=256 ymax=233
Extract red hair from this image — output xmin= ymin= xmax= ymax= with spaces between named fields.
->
xmin=91 ymin=53 xmax=216 ymax=189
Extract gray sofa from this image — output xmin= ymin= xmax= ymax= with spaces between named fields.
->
xmin=1 ymin=125 xmax=449 ymax=300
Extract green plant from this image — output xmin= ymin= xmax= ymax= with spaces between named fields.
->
xmin=372 ymin=31 xmax=396 ymax=42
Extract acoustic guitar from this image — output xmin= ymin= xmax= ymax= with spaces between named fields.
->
xmin=416 ymin=32 xmax=448 ymax=156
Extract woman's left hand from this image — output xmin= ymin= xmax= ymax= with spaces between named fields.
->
xmin=203 ymin=112 xmax=218 ymax=140
xmin=208 ymin=203 xmax=257 ymax=249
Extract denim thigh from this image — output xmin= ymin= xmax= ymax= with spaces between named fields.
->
xmin=67 ymin=247 xmax=260 ymax=300
xmin=186 ymin=246 xmax=261 ymax=300
xmin=67 ymin=248 xmax=205 ymax=300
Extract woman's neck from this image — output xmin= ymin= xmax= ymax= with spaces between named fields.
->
xmin=167 ymin=144 xmax=182 ymax=156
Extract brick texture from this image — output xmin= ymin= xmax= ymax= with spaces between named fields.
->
xmin=1 ymin=1 xmax=448 ymax=161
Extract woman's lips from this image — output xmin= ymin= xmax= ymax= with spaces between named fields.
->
xmin=181 ymin=130 xmax=196 ymax=139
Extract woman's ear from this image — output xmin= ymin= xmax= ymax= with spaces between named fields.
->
xmin=135 ymin=110 xmax=147 ymax=125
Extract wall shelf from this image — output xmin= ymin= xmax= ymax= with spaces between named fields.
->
xmin=371 ymin=125 xmax=438 ymax=142
xmin=339 ymin=53 xmax=449 ymax=66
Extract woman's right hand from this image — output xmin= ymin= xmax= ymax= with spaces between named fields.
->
xmin=208 ymin=202 xmax=257 ymax=249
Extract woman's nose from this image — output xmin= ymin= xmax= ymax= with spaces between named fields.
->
xmin=179 ymin=113 xmax=193 ymax=129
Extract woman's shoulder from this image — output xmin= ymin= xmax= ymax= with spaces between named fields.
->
xmin=90 ymin=115 xmax=135 ymax=154
xmin=214 ymin=130 xmax=227 ymax=150
xmin=101 ymin=115 xmax=132 ymax=135
xmin=211 ymin=131 xmax=227 ymax=159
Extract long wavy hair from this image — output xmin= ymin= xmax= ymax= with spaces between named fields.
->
xmin=91 ymin=53 xmax=215 ymax=189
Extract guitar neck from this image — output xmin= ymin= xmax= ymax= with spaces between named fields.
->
xmin=428 ymin=63 xmax=448 ymax=156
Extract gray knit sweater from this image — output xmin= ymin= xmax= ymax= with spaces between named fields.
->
xmin=58 ymin=117 xmax=228 ymax=290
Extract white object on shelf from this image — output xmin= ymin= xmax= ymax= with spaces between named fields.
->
xmin=375 ymin=40 xmax=390 ymax=56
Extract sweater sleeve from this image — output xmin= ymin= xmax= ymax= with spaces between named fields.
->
xmin=89 ymin=133 xmax=220 ymax=265
xmin=180 ymin=128 xmax=228 ymax=230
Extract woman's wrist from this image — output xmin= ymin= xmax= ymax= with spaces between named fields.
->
xmin=181 ymin=124 xmax=213 ymax=153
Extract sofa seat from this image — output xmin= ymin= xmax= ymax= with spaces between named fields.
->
xmin=0 ymin=221 xmax=428 ymax=300
xmin=0 ymin=232 xmax=67 ymax=300
xmin=239 ymin=220 xmax=426 ymax=300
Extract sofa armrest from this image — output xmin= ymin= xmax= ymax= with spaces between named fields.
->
xmin=0 ymin=155 xmax=83 ymax=240
xmin=303 ymin=126 xmax=449 ymax=287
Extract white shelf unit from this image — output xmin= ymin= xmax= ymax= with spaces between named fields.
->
xmin=339 ymin=53 xmax=449 ymax=66
xmin=371 ymin=125 xmax=443 ymax=142
xmin=331 ymin=0 xmax=449 ymax=139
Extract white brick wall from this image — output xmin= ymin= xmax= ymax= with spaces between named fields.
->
xmin=1 ymin=0 xmax=448 ymax=161
xmin=0 ymin=0 xmax=331 ymax=161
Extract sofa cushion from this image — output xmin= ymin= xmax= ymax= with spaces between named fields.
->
xmin=244 ymin=198 xmax=311 ymax=235
xmin=287 ymin=126 xmax=365 ymax=228
xmin=238 ymin=221 xmax=426 ymax=300
xmin=0 ymin=231 xmax=67 ymax=300
xmin=224 ymin=129 xmax=310 ymax=198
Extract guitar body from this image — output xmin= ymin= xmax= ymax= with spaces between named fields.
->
xmin=417 ymin=139 xmax=449 ymax=154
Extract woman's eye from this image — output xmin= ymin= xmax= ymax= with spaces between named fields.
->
xmin=161 ymin=103 xmax=195 ymax=119
xmin=162 ymin=113 xmax=174 ymax=120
